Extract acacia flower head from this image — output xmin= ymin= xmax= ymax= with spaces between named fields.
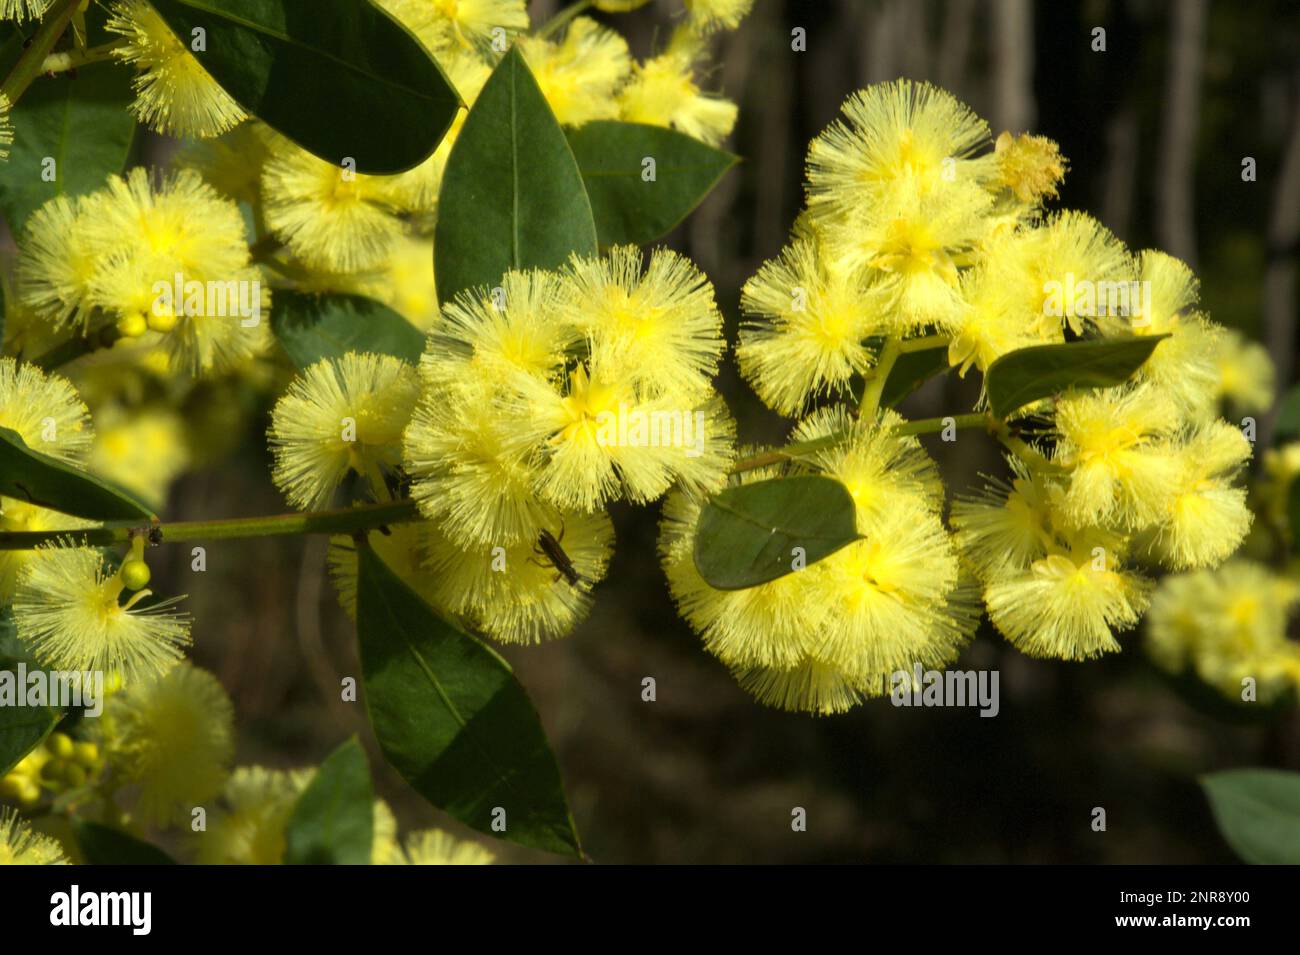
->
xmin=107 ymin=0 xmax=248 ymax=139
xmin=269 ymin=352 xmax=420 ymax=510
xmin=390 ymin=829 xmax=494 ymax=865
xmin=519 ymin=17 xmax=631 ymax=127
xmin=105 ymin=663 xmax=235 ymax=825
xmin=12 ymin=545 xmax=191 ymax=684
xmin=0 ymin=357 xmax=94 ymax=462
xmin=737 ymin=234 xmax=881 ymax=415
xmin=0 ymin=808 xmax=67 ymax=865
xmin=617 ymin=29 xmax=738 ymax=145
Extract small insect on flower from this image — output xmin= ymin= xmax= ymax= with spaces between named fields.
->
xmin=105 ymin=663 xmax=235 ymax=826
xmin=11 ymin=545 xmax=192 ymax=685
xmin=0 ymin=808 xmax=68 ymax=865
xmin=270 ymin=352 xmax=420 ymax=510
xmin=107 ymin=0 xmax=248 ymax=139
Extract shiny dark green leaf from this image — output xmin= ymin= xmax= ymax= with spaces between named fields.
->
xmin=149 ymin=0 xmax=459 ymax=173
xmin=434 ymin=47 xmax=596 ymax=304
xmin=74 ymin=820 xmax=178 ymax=865
xmin=985 ymin=335 xmax=1168 ymax=419
xmin=271 ymin=291 xmax=425 ymax=369
xmin=356 ymin=545 xmax=581 ymax=857
xmin=694 ymin=475 xmax=861 ymax=589
xmin=0 ymin=426 xmax=154 ymax=520
xmin=565 ymin=121 xmax=737 ymax=245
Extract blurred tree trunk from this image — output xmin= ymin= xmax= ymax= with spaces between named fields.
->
xmin=1263 ymin=71 xmax=1300 ymax=406
xmin=991 ymin=0 xmax=1035 ymax=132
xmin=1156 ymin=0 xmax=1207 ymax=267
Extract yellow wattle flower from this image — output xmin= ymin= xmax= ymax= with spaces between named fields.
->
xmin=107 ymin=0 xmax=248 ymax=139
xmin=0 ymin=808 xmax=67 ymax=865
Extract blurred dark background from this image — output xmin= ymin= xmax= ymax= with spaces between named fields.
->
xmin=164 ymin=0 xmax=1300 ymax=863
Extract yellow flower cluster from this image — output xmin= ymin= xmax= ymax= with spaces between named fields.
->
xmin=17 ymin=168 xmax=270 ymax=374
xmin=271 ymin=246 xmax=733 ymax=645
xmin=662 ymin=409 xmax=977 ymax=714
xmin=1146 ymin=561 xmax=1300 ymax=705
xmin=667 ymin=79 xmax=1256 ymax=712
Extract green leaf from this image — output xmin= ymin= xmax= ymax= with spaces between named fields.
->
xmin=74 ymin=821 xmax=178 ymax=865
xmin=434 ymin=47 xmax=597 ymax=305
xmin=694 ymin=475 xmax=861 ymax=589
xmin=565 ymin=120 xmax=737 ymax=246
xmin=1287 ymin=478 xmax=1300 ymax=556
xmin=881 ymin=346 xmax=952 ymax=409
xmin=0 ymin=64 xmax=136 ymax=232
xmin=148 ymin=0 xmax=459 ymax=174
xmin=356 ymin=545 xmax=581 ymax=857
xmin=271 ymin=291 xmax=425 ymax=369
xmin=0 ymin=674 xmax=58 ymax=776
xmin=283 ymin=736 xmax=374 ymax=865
xmin=984 ymin=336 xmax=1168 ymax=419
xmin=0 ymin=426 xmax=154 ymax=521
xmin=1200 ymin=769 xmax=1300 ymax=864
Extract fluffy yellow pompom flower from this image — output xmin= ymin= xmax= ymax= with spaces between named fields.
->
xmin=17 ymin=195 xmax=106 ymax=330
xmin=1128 ymin=251 xmax=1221 ymax=418
xmin=1215 ymin=329 xmax=1275 ymax=412
xmin=390 ymin=829 xmax=494 ymax=865
xmin=1147 ymin=561 xmax=1300 ymax=704
xmin=422 ymin=510 xmax=614 ymax=644
xmin=1146 ymin=421 xmax=1252 ymax=570
xmin=378 ymin=0 xmax=528 ymax=54
xmin=737 ymin=235 xmax=881 ymax=415
xmin=0 ymin=1 xmax=52 ymax=21
xmin=806 ymin=79 xmax=996 ymax=223
xmin=791 ymin=406 xmax=944 ymax=519
xmin=0 ymin=357 xmax=93 ymax=462
xmin=520 ymin=17 xmax=631 ymax=127
xmin=618 ymin=30 xmax=738 ymax=145
xmin=46 ymin=168 xmax=269 ymax=373
xmin=12 ymin=546 xmax=191 ymax=684
xmin=104 ymin=663 xmax=235 ymax=825
xmin=89 ymin=405 xmax=191 ymax=507
xmin=664 ymin=415 xmax=972 ymax=714
xmin=404 ymin=271 xmax=571 ymax=547
xmin=947 ymin=249 xmax=1042 ymax=374
xmin=269 ymin=352 xmax=419 ymax=510
xmin=107 ymin=0 xmax=248 ymax=138
xmin=1052 ymin=384 xmax=1181 ymax=528
xmin=660 ymin=476 xmax=830 ymax=673
xmin=0 ymin=498 xmax=92 ymax=602
xmin=683 ymin=0 xmax=755 ymax=33
xmin=563 ymin=245 xmax=724 ymax=404
xmin=951 ymin=462 xmax=1058 ymax=583
xmin=0 ymin=808 xmax=67 ymax=865
xmin=262 ymin=144 xmax=406 ymax=273
xmin=405 ymin=385 xmax=556 ymax=548
xmin=986 ymin=544 xmax=1150 ymax=660
xmin=196 ymin=766 xmax=301 ymax=864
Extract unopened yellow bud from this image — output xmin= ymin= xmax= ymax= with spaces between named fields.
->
xmin=117 ymin=313 xmax=148 ymax=338
xmin=73 ymin=741 xmax=100 ymax=767
xmin=147 ymin=304 xmax=178 ymax=333
xmin=47 ymin=732 xmax=74 ymax=760
xmin=62 ymin=764 xmax=87 ymax=787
